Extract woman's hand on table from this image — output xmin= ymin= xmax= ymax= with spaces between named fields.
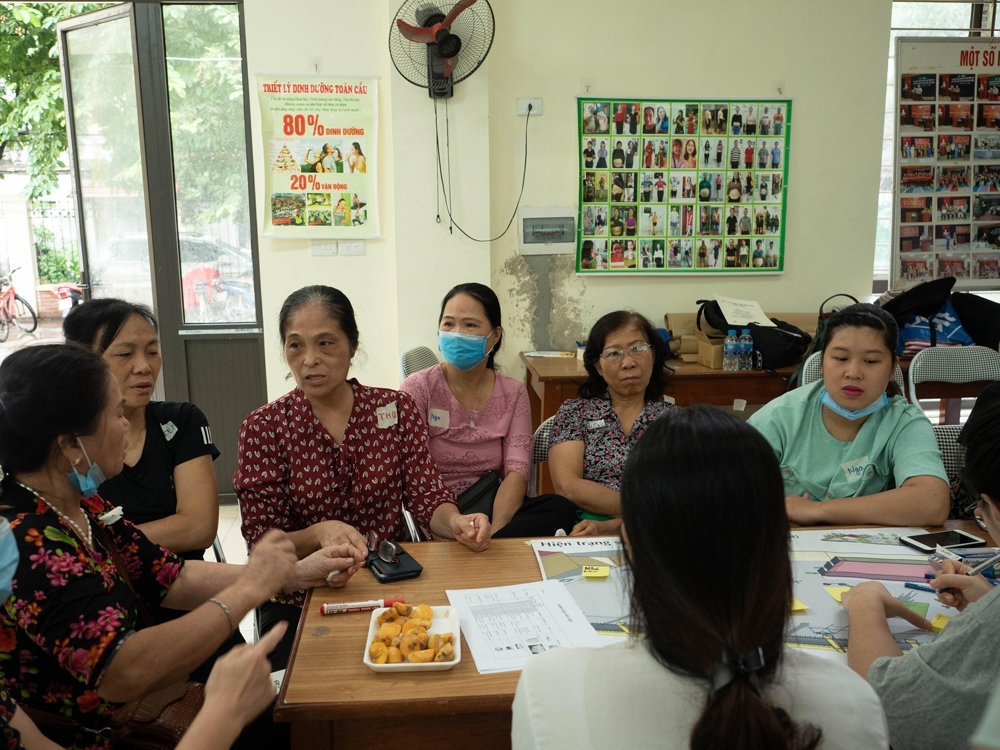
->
xmin=784 ymin=493 xmax=823 ymax=526
xmin=570 ymin=518 xmax=622 ymax=537
xmin=285 ymin=543 xmax=366 ymax=592
xmin=312 ymin=520 xmax=369 ymax=560
xmin=840 ymin=581 xmax=934 ymax=631
xmin=244 ymin=529 xmax=299 ymax=598
xmin=450 ymin=512 xmax=491 ymax=552
xmin=930 ymin=558 xmax=993 ymax=611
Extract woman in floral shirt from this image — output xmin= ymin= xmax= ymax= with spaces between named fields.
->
xmin=548 ymin=311 xmax=673 ymax=537
xmin=235 ymin=286 xmax=492 ymax=669
xmin=0 ymin=345 xmax=353 ymax=749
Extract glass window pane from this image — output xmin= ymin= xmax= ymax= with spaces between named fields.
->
xmin=892 ymin=3 xmax=974 ymax=29
xmin=874 ymin=243 xmax=892 ymax=274
xmin=163 ymin=5 xmax=256 ymax=324
xmin=66 ymin=17 xmax=153 ymax=307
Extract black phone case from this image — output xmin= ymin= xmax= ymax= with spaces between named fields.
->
xmin=367 ymin=542 xmax=423 ymax=584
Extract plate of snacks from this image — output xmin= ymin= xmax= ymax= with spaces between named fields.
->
xmin=364 ymin=602 xmax=461 ymax=672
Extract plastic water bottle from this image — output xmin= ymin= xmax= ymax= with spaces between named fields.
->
xmin=738 ymin=328 xmax=754 ymax=371
xmin=723 ymin=330 xmax=739 ymax=371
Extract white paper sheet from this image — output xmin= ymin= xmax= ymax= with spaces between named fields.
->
xmin=789 ymin=527 xmax=928 ymax=556
xmin=714 ymin=294 xmax=776 ymax=327
xmin=446 ymin=580 xmax=604 ymax=674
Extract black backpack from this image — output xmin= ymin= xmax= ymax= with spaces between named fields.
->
xmin=879 ymin=277 xmax=956 ymax=347
xmin=696 ymin=300 xmax=812 ymax=370
xmin=951 ymin=291 xmax=1000 ymax=351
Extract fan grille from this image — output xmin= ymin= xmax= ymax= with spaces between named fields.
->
xmin=389 ymin=0 xmax=495 ymax=88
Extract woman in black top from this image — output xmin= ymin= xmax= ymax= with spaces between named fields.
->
xmin=64 ymin=299 xmax=220 ymax=562
xmin=611 ymin=140 xmax=626 ymax=169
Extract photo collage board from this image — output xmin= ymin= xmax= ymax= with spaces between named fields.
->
xmin=577 ymin=98 xmax=791 ymax=273
xmin=894 ymin=38 xmax=1000 ymax=289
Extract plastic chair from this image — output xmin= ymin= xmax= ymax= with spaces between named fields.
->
xmin=800 ymin=351 xmax=906 ymax=394
xmin=932 ymin=424 xmax=964 ymax=484
xmin=399 ymin=346 xmax=438 ymax=380
xmin=210 ymin=535 xmax=226 ymax=563
xmin=907 ymin=345 xmax=1000 ymax=405
xmin=528 ymin=416 xmax=556 ymax=498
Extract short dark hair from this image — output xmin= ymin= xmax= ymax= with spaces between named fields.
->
xmin=438 ymin=283 xmax=503 ymax=370
xmin=278 ymin=286 xmax=359 ymax=350
xmin=959 ymin=382 xmax=1000 ymax=505
xmin=621 ymin=407 xmax=821 ymax=750
xmin=63 ymin=298 xmax=158 ymax=354
xmin=579 ymin=311 xmax=668 ymax=401
xmin=822 ymin=302 xmax=901 ymax=397
xmin=0 ymin=344 xmax=110 ymax=497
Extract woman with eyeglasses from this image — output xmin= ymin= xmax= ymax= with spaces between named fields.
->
xmin=840 ymin=393 xmax=1000 ymax=750
xmin=513 ymin=407 xmax=889 ymax=750
xmin=947 ymin=382 xmax=1000 ymax=523
xmin=748 ymin=303 xmax=949 ymax=527
xmin=547 ymin=311 xmax=671 ymax=537
xmin=235 ymin=286 xmax=490 ymax=670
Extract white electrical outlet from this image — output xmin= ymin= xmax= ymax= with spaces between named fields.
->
xmin=339 ymin=241 xmax=366 ymax=256
xmin=516 ymin=98 xmax=543 ymax=116
xmin=310 ymin=240 xmax=337 ymax=256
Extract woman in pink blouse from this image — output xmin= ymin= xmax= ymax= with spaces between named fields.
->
xmin=235 ymin=286 xmax=490 ymax=668
xmin=401 ymin=283 xmax=576 ymax=538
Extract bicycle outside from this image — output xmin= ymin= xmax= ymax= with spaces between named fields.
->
xmin=0 ymin=267 xmax=39 ymax=342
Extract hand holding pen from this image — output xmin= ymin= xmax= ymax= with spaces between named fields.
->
xmin=929 ymin=557 xmax=996 ymax=611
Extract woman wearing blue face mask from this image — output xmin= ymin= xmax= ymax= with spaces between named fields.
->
xmin=748 ymin=303 xmax=949 ymax=526
xmin=401 ymin=283 xmax=577 ymax=537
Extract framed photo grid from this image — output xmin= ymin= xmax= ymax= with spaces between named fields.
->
xmin=893 ymin=37 xmax=1000 ymax=289
xmin=577 ymin=98 xmax=791 ymax=274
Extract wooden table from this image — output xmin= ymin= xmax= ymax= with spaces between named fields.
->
xmin=275 ymin=539 xmax=543 ymax=750
xmin=521 ymin=353 xmax=798 ymax=431
xmin=276 ymin=521 xmax=989 ymax=749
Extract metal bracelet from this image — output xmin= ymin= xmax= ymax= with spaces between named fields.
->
xmin=207 ymin=597 xmax=236 ymax=634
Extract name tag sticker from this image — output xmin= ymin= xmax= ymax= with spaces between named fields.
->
xmin=586 ymin=419 xmax=606 ymax=430
xmin=376 ymin=402 xmax=398 ymax=429
xmin=160 ymin=421 xmax=178 ymax=441
xmin=582 ymin=565 xmax=609 ymax=579
xmin=428 ymin=408 xmax=450 ymax=429
xmin=840 ymin=456 xmax=870 ymax=482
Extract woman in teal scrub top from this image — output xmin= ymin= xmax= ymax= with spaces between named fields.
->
xmin=748 ymin=303 xmax=949 ymax=527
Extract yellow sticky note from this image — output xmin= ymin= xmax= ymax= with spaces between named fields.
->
xmin=791 ymin=599 xmax=808 ymax=613
xmin=582 ymin=565 xmax=610 ymax=579
xmin=825 ymin=586 xmax=852 ymax=603
xmin=930 ymin=614 xmax=951 ymax=633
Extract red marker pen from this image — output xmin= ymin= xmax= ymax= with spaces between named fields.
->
xmin=319 ymin=597 xmax=405 ymax=615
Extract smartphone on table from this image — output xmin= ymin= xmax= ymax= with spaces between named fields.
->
xmin=898 ymin=529 xmax=986 ymax=553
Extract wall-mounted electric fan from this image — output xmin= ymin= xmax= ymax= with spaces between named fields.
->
xmin=389 ymin=0 xmax=495 ymax=99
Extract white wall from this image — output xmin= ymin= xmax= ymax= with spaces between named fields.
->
xmin=245 ymin=0 xmax=894 ymax=394
xmin=487 ymin=0 xmax=894 ymax=373
xmin=244 ymin=0 xmax=490 ymax=399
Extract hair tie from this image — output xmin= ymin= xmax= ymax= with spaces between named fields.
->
xmin=710 ymin=647 xmax=766 ymax=696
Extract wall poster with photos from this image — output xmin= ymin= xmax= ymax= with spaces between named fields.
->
xmin=893 ymin=38 xmax=1000 ymax=289
xmin=577 ymin=97 xmax=790 ymax=274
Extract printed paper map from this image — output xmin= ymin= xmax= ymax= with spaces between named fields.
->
xmin=531 ymin=538 xmax=630 ymax=636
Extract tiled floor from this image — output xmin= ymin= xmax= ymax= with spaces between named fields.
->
xmin=216 ymin=504 xmax=256 ymax=643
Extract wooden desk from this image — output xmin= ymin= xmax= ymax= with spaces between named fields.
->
xmin=276 ymin=521 xmax=989 ymax=749
xmin=275 ymin=539 xmax=543 ymax=750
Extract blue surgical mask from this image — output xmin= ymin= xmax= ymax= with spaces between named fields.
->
xmin=437 ymin=331 xmax=491 ymax=371
xmin=820 ymin=388 xmax=890 ymax=421
xmin=0 ymin=519 xmax=18 ymax=602
xmin=66 ymin=439 xmax=106 ymax=498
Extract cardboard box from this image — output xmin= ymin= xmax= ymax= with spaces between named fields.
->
xmin=696 ymin=330 xmax=725 ymax=369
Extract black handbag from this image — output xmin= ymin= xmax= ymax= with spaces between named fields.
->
xmin=455 ymin=470 xmax=501 ymax=521
xmin=696 ymin=300 xmax=812 ymax=370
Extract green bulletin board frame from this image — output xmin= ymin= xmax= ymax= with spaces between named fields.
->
xmin=577 ymin=98 xmax=790 ymax=274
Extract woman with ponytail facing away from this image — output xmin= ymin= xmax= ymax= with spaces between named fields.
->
xmin=511 ymin=407 xmax=889 ymax=750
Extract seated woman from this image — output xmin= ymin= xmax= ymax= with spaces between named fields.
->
xmin=401 ymin=283 xmax=577 ymax=537
xmin=0 ymin=344 xmax=354 ymax=749
xmin=513 ymin=407 xmax=889 ymax=749
xmin=63 ymin=299 xmax=219 ymax=562
xmin=840 ymin=395 xmax=1000 ymax=750
xmin=748 ymin=303 xmax=949 ymax=527
xmin=547 ymin=311 xmax=672 ymax=536
xmin=235 ymin=285 xmax=490 ymax=669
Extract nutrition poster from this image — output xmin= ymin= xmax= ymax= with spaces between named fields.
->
xmin=258 ymin=75 xmax=379 ymax=238
xmin=577 ymin=98 xmax=791 ymax=274
xmin=894 ymin=38 xmax=1000 ymax=290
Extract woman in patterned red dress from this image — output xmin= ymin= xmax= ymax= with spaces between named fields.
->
xmin=235 ymin=286 xmax=491 ymax=669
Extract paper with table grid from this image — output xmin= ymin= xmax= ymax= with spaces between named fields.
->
xmin=446 ymin=580 xmax=604 ymax=674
